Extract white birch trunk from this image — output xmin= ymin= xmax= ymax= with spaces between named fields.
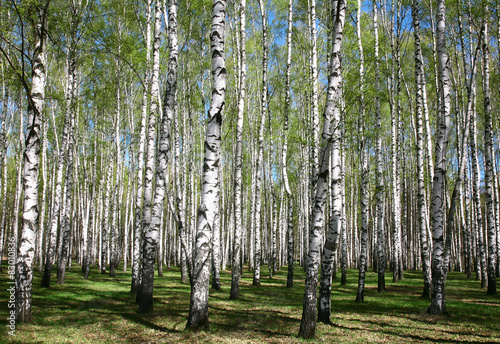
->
xmin=300 ymin=0 xmax=345 ymax=336
xmin=131 ymin=0 xmax=152 ymax=294
xmin=482 ymin=14 xmax=497 ymax=295
xmin=355 ymin=0 xmax=368 ymax=302
xmin=252 ymin=0 xmax=268 ymax=287
xmin=230 ymin=0 xmax=246 ymax=300
xmin=137 ymin=0 xmax=161 ymax=306
xmin=138 ymin=0 xmax=176 ymax=313
xmin=284 ymin=0 xmax=293 ymax=289
xmin=428 ymin=0 xmax=452 ymax=315
xmin=15 ymin=2 xmax=49 ymax=322
xmin=187 ymin=0 xmax=226 ymax=331
xmin=373 ymin=0 xmax=385 ymax=294
xmin=413 ymin=0 xmax=431 ymax=298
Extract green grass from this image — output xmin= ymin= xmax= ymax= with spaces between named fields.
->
xmin=0 ymin=263 xmax=499 ymax=343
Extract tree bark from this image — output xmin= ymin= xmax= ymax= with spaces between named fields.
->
xmin=15 ymin=1 xmax=50 ymax=322
xmin=299 ymin=0 xmax=345 ymax=336
xmin=186 ymin=0 xmax=226 ymax=331
xmin=356 ymin=0 xmax=368 ymax=303
xmin=481 ymin=11 xmax=497 ymax=296
xmin=253 ymin=0 xmax=269 ymax=287
xmin=428 ymin=0 xmax=452 ymax=316
xmin=138 ymin=0 xmax=166 ymax=314
xmin=284 ymin=0 xmax=294 ymax=289
xmin=412 ymin=0 xmax=431 ymax=298
xmin=230 ymin=0 xmax=246 ymax=300
xmin=131 ymin=0 xmax=152 ymax=294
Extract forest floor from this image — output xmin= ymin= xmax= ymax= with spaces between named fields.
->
xmin=0 ymin=262 xmax=499 ymax=343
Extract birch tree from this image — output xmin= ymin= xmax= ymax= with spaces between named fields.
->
xmin=373 ymin=0 xmax=386 ymax=294
xmin=137 ymin=0 xmax=165 ymax=313
xmin=131 ymin=0 xmax=152 ymax=294
xmin=230 ymin=0 xmax=246 ymax=301
xmin=284 ymin=0 xmax=294 ymax=289
xmin=428 ymin=0 xmax=452 ymax=316
xmin=481 ymin=9 xmax=497 ymax=296
xmin=355 ymin=0 xmax=368 ymax=303
xmin=299 ymin=0 xmax=345 ymax=336
xmin=14 ymin=0 xmax=50 ymax=322
xmin=412 ymin=0 xmax=431 ymax=298
xmin=253 ymin=0 xmax=269 ymax=287
xmin=186 ymin=0 xmax=226 ymax=331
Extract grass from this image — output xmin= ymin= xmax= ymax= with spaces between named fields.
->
xmin=0 ymin=263 xmax=499 ymax=343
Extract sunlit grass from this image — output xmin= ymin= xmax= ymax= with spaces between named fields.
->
xmin=0 ymin=262 xmax=499 ymax=343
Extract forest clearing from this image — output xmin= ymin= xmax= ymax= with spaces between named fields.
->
xmin=1 ymin=266 xmax=499 ymax=343
xmin=1 ymin=0 xmax=500 ymax=341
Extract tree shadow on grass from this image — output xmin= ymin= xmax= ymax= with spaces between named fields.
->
xmin=120 ymin=311 xmax=182 ymax=334
xmin=328 ymin=320 xmax=498 ymax=343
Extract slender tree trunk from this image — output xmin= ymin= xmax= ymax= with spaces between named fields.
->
xmin=253 ymin=0 xmax=269 ymax=287
xmin=412 ymin=0 xmax=431 ymax=298
xmin=57 ymin=116 xmax=74 ymax=285
xmin=373 ymin=0 xmax=385 ymax=294
xmin=186 ymin=0 xmax=226 ymax=331
xmin=137 ymin=0 xmax=162 ymax=306
xmin=131 ymin=0 xmax=152 ymax=294
xmin=428 ymin=0 xmax=452 ymax=316
xmin=41 ymin=108 xmax=70 ymax=287
xmin=84 ymin=134 xmax=97 ymax=279
xmin=123 ymin=162 xmax=132 ymax=273
xmin=110 ymin=72 xmax=121 ymax=277
xmin=230 ymin=0 xmax=246 ymax=300
xmin=481 ymin=12 xmax=497 ymax=296
xmin=470 ymin=67 xmax=487 ymax=289
xmin=355 ymin=0 xmax=368 ymax=303
xmin=57 ymin=43 xmax=78 ymax=284
xmin=284 ymin=0 xmax=294 ymax=289
xmin=308 ymin=0 xmax=320 ymax=196
xmin=138 ymin=0 xmax=176 ymax=313
xmin=101 ymin=158 xmax=113 ymax=274
xmin=299 ymin=0 xmax=345 ymax=336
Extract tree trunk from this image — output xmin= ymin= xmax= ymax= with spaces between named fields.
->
xmin=253 ymin=0 xmax=269 ymax=287
xmin=137 ymin=0 xmax=162 ymax=307
xmin=57 ymin=115 xmax=74 ymax=285
xmin=15 ymin=1 xmax=49 ymax=322
xmin=355 ymin=0 xmax=368 ymax=303
xmin=299 ymin=0 xmax=345 ymax=336
xmin=284 ymin=0 xmax=294 ymax=289
xmin=230 ymin=0 xmax=246 ymax=300
xmin=481 ymin=12 xmax=497 ymax=296
xmin=428 ymin=0 xmax=452 ymax=316
xmin=131 ymin=0 xmax=152 ymax=294
xmin=373 ymin=0 xmax=385 ymax=294
xmin=138 ymin=0 xmax=165 ymax=314
xmin=412 ymin=0 xmax=431 ymax=298
xmin=186 ymin=0 xmax=226 ymax=331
